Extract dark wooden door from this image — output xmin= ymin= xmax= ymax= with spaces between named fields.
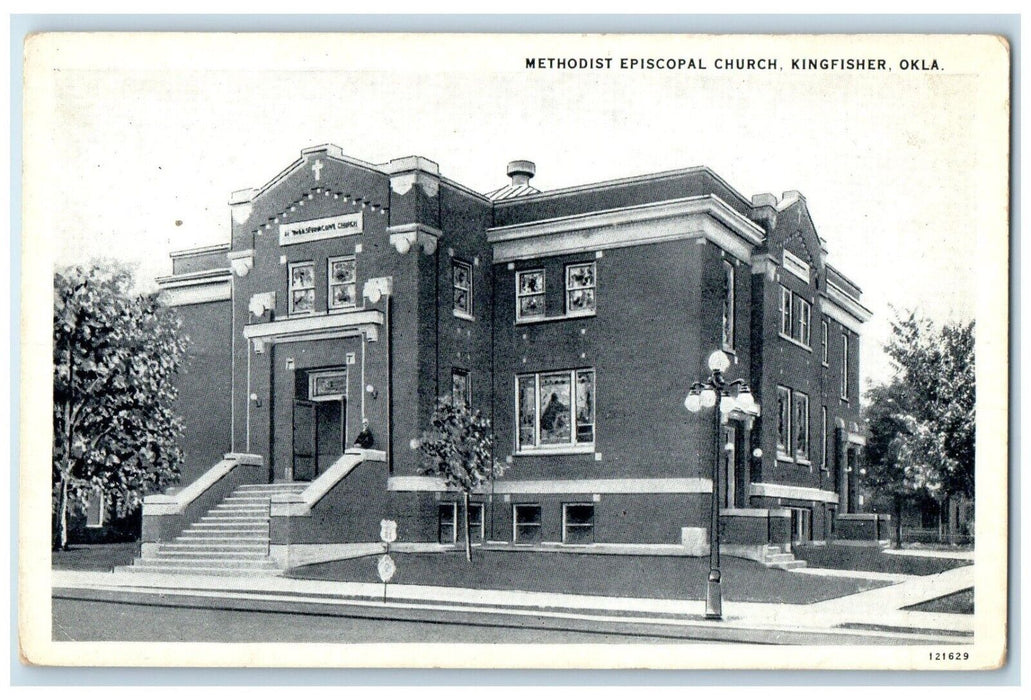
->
xmin=293 ymin=399 xmax=317 ymax=481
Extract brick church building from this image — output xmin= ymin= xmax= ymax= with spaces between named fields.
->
xmin=134 ymin=145 xmax=875 ymax=574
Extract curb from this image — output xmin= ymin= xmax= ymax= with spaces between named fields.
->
xmin=52 ymin=585 xmax=972 ymax=646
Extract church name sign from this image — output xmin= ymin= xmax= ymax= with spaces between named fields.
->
xmin=279 ymin=212 xmax=364 ymax=246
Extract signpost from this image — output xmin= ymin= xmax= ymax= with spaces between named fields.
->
xmin=378 ymin=519 xmax=398 ymax=603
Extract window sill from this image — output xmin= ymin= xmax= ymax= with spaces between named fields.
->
xmin=516 ymin=311 xmax=596 ymax=326
xmin=288 ymin=310 xmax=316 ymax=318
xmin=514 ymin=444 xmax=595 ymax=457
xmin=328 ymin=305 xmax=359 ymax=315
xmin=776 ymin=454 xmax=795 ymax=464
xmin=796 ymin=458 xmax=813 ymax=467
xmin=778 ymin=332 xmax=812 ymax=352
xmin=453 ymin=310 xmax=475 ymax=322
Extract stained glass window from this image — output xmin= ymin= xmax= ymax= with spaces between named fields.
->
xmin=328 ymin=257 xmax=356 ymax=310
xmin=777 ymin=385 xmax=792 ymax=458
xmin=289 ymin=261 xmax=315 ymax=314
xmin=517 ymin=375 xmax=537 ymax=449
xmin=453 ymin=260 xmax=472 ymax=317
xmin=565 ymin=262 xmax=596 ymax=315
xmin=516 ymin=369 xmax=595 ymax=451
xmin=452 ymin=368 xmax=470 ymax=407
xmin=516 ymin=269 xmax=545 ymax=320
xmin=538 ymin=372 xmax=572 ymax=445
xmin=793 ymin=391 xmax=810 ymax=462
xmin=575 ymin=370 xmax=595 ymax=443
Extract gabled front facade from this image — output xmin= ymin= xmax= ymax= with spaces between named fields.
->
xmin=152 ymin=144 xmax=873 ymax=568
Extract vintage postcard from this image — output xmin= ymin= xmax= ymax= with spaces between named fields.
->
xmin=19 ymin=32 xmax=1009 ymax=669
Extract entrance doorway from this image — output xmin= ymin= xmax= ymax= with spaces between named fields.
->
xmin=292 ymin=368 xmax=347 ymax=482
xmin=789 ymin=507 xmax=813 ymax=544
xmin=721 ymin=423 xmax=746 ymax=508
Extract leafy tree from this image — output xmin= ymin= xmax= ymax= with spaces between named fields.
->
xmin=53 ymin=264 xmax=188 ymax=550
xmin=862 ymin=312 xmax=975 ymax=544
xmin=414 ymin=399 xmax=506 ymax=562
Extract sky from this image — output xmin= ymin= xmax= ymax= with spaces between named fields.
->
xmin=25 ymin=33 xmax=1009 ymax=391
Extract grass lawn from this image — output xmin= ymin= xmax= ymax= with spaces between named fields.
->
xmin=793 ymin=544 xmax=969 ymax=576
xmin=51 ymin=542 xmax=139 ymax=572
xmin=904 ymin=588 xmax=974 ymax=615
xmin=289 ymin=550 xmax=890 ymax=604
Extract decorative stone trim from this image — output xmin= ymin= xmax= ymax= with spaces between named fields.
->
xmin=228 ymin=249 xmax=254 ymax=277
xmin=386 ymin=476 xmax=713 ymax=495
xmin=488 ymin=195 xmax=765 ymax=263
xmin=243 ymin=309 xmax=383 ymax=341
xmin=720 ymin=507 xmax=791 ymax=518
xmin=748 ymin=482 xmax=840 ymax=504
xmin=157 ymin=271 xmax=231 ymax=307
xmin=387 ymin=223 xmax=441 ymax=255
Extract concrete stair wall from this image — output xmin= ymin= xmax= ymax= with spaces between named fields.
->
xmin=118 ymin=483 xmax=307 ymax=577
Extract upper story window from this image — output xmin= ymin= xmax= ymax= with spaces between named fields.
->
xmin=565 ymin=262 xmax=596 ymax=316
xmin=797 ymin=297 xmax=812 ymax=347
xmin=289 ymin=261 xmax=316 ymax=315
xmin=516 ymin=269 xmax=546 ymax=321
xmin=328 ymin=257 xmax=357 ymax=310
xmin=820 ymin=406 xmax=829 ymax=472
xmin=779 ymin=286 xmax=812 ymax=349
xmin=841 ymin=333 xmax=850 ymax=400
xmin=453 ymin=260 xmax=473 ymax=319
xmin=776 ymin=385 xmax=792 ymax=459
xmin=517 ymin=368 xmax=595 ymax=452
xmin=779 ymin=286 xmax=793 ymax=336
xmin=821 ymin=320 xmax=829 ymax=365
xmin=722 ymin=261 xmax=735 ymax=350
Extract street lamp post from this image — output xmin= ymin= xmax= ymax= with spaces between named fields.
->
xmin=684 ymin=349 xmax=759 ymax=621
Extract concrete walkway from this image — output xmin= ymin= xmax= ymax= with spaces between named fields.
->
xmin=51 ymin=564 xmax=975 ymax=645
xmin=882 ymin=548 xmax=975 ymax=561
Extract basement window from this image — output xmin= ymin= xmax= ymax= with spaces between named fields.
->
xmin=438 ymin=503 xmax=457 ymax=544
xmin=513 ymin=504 xmax=542 ymax=544
xmin=562 ymin=503 xmax=595 ymax=545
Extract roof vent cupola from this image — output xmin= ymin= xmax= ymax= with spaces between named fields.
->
xmin=487 ymin=159 xmax=541 ymax=200
xmin=507 ymin=160 xmax=536 ymax=186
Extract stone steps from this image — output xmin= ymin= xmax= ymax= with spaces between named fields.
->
xmin=762 ymin=544 xmax=808 ymax=571
xmin=124 ymin=481 xmax=308 ymax=577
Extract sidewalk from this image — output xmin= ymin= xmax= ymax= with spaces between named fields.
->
xmin=51 ymin=564 xmax=974 ymax=645
xmin=882 ymin=548 xmax=975 ymax=561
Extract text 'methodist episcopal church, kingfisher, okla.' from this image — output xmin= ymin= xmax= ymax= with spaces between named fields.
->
xmin=135 ymin=144 xmax=877 ymax=575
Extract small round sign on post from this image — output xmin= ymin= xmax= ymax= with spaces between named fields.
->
xmin=377 ymin=553 xmax=396 ymax=604
xmin=377 ymin=554 xmax=396 ymax=583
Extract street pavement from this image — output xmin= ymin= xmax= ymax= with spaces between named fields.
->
xmin=51 ymin=563 xmax=974 ymax=645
